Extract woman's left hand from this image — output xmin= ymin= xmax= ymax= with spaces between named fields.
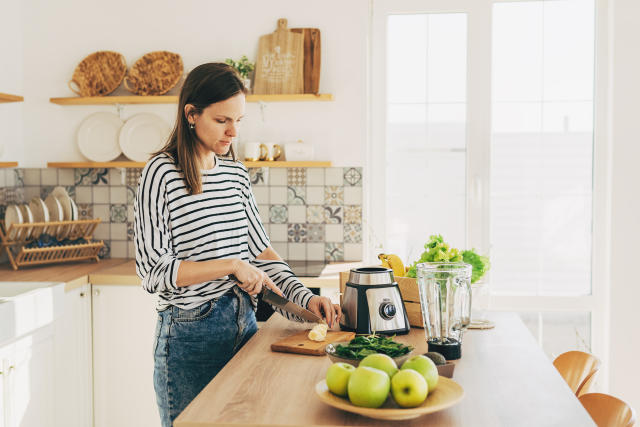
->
xmin=307 ymin=296 xmax=342 ymax=328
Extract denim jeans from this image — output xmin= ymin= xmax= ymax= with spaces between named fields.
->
xmin=153 ymin=287 xmax=258 ymax=426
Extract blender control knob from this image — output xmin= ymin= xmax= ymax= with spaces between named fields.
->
xmin=379 ymin=302 xmax=396 ymax=320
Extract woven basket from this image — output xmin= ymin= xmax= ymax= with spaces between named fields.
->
xmin=124 ymin=51 xmax=184 ymax=96
xmin=68 ymin=51 xmax=127 ymax=97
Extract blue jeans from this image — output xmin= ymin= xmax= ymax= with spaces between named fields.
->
xmin=153 ymin=287 xmax=258 ymax=427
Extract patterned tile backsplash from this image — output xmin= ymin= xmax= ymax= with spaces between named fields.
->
xmin=0 ymin=166 xmax=364 ymax=262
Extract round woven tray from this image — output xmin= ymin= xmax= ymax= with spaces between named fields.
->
xmin=68 ymin=51 xmax=127 ymax=97
xmin=124 ymin=51 xmax=183 ymax=96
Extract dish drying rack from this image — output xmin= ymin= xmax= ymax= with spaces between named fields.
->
xmin=0 ymin=219 xmax=104 ymax=270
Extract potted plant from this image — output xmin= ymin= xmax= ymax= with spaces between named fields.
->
xmin=225 ymin=55 xmax=255 ymax=91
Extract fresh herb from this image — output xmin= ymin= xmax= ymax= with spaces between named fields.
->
xmin=462 ymin=249 xmax=491 ymax=284
xmin=224 ymin=55 xmax=255 ymax=79
xmin=334 ymin=335 xmax=413 ymax=360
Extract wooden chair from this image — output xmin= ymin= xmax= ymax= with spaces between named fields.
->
xmin=553 ymin=350 xmax=602 ymax=396
xmin=579 ymin=393 xmax=636 ymax=427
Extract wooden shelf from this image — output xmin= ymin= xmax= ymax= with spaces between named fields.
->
xmin=0 ymin=93 xmax=24 ymax=103
xmin=49 ymin=93 xmax=333 ymax=105
xmin=0 ymin=162 xmax=19 ymax=168
xmin=47 ymin=161 xmax=331 ymax=169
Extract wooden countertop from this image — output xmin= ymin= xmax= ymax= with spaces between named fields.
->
xmin=174 ymin=312 xmax=596 ymax=427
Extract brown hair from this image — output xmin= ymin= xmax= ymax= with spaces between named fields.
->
xmin=155 ymin=62 xmax=247 ymax=195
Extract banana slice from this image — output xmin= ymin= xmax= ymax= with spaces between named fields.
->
xmin=308 ymin=323 xmax=328 ymax=342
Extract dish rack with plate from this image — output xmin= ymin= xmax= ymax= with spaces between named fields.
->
xmin=0 ymin=219 xmax=104 ymax=270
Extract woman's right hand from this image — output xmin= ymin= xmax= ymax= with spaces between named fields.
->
xmin=232 ymin=260 xmax=284 ymax=297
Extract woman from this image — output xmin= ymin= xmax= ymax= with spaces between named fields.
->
xmin=134 ymin=63 xmax=341 ymax=426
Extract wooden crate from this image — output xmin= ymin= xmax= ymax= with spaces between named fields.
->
xmin=339 ymin=272 xmax=424 ymax=328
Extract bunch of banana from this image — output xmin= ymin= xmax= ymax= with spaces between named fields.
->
xmin=378 ymin=253 xmax=406 ymax=278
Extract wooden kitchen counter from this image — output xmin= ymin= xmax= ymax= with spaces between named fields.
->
xmin=175 ymin=312 xmax=595 ymax=427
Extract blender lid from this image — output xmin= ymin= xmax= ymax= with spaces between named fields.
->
xmin=348 ymin=267 xmax=395 ymax=286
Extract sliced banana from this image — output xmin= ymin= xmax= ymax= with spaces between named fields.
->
xmin=308 ymin=323 xmax=328 ymax=342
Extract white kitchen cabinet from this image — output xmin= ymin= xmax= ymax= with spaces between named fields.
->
xmin=54 ymin=284 xmax=93 ymax=427
xmin=0 ymin=325 xmax=54 ymax=427
xmin=92 ymin=285 xmax=160 ymax=427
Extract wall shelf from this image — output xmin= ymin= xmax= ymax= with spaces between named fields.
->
xmin=47 ymin=161 xmax=331 ymax=169
xmin=49 ymin=93 xmax=333 ymax=105
xmin=0 ymin=162 xmax=19 ymax=168
xmin=0 ymin=93 xmax=24 ymax=103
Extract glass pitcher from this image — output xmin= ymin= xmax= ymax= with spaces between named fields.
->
xmin=417 ymin=262 xmax=472 ymax=360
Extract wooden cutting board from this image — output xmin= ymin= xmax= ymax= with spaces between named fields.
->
xmin=291 ymin=28 xmax=321 ymax=94
xmin=271 ymin=330 xmax=355 ymax=356
xmin=253 ymin=18 xmax=304 ymax=94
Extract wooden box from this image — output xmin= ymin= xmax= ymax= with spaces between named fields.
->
xmin=339 ymin=272 xmax=424 ymax=328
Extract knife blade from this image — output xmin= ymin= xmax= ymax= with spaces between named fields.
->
xmin=261 ymin=287 xmax=323 ymax=323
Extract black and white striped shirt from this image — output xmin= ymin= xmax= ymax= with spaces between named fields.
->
xmin=134 ymin=153 xmax=314 ymax=318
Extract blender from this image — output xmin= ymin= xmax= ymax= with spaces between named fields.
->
xmin=416 ymin=262 xmax=472 ymax=360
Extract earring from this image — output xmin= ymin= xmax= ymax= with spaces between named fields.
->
xmin=189 ymin=122 xmax=195 ymax=130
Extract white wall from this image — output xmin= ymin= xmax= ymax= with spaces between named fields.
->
xmin=18 ymin=0 xmax=368 ymax=167
xmin=609 ymin=0 xmax=640 ymax=412
xmin=0 ymin=0 xmax=23 ymax=162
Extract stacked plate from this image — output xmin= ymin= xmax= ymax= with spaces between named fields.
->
xmin=77 ymin=112 xmax=170 ymax=162
xmin=3 ymin=187 xmax=79 ymax=241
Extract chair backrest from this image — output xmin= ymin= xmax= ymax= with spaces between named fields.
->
xmin=579 ymin=393 xmax=636 ymax=427
xmin=553 ymin=350 xmax=602 ymax=396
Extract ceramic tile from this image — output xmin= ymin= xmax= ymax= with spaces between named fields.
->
xmin=343 ymin=186 xmax=362 ymax=205
xmin=325 ymin=224 xmax=343 ymax=242
xmin=344 ymin=223 xmax=362 ymax=243
xmin=269 ymin=224 xmax=288 ymax=242
xmin=269 ymin=186 xmax=287 ymax=205
xmin=0 ymin=171 xmax=5 ymax=187
xmin=287 ymin=224 xmax=307 ymax=243
xmin=110 ymin=240 xmax=127 ymax=258
xmin=126 ymin=186 xmax=136 ymax=204
xmin=76 ymin=168 xmax=109 ymax=186
xmin=288 ymin=205 xmax=306 ymax=223
xmin=325 ymin=243 xmax=344 ymax=261
xmin=306 ymin=205 xmax=324 ymax=224
xmin=23 ymin=169 xmax=40 ymax=186
xmin=77 ymin=203 xmax=93 ymax=219
xmin=344 ymin=205 xmax=362 ymax=224
xmin=323 ymin=206 xmax=342 ymax=224
xmin=287 ymin=168 xmax=307 ymax=186
xmin=127 ymin=205 xmax=134 ymax=222
xmin=306 ymin=168 xmax=324 ymax=186
xmin=344 ymin=243 xmax=363 ymax=261
xmin=253 ymin=186 xmax=269 ymax=205
xmin=93 ymin=186 xmax=109 ymax=204
xmin=12 ymin=169 xmax=24 ymax=186
xmin=40 ymin=186 xmax=54 ymax=200
xmin=110 ymin=223 xmax=127 ymax=240
xmin=306 ymin=243 xmax=325 ymax=261
xmin=5 ymin=170 xmax=15 ymax=186
xmin=58 ymin=169 xmax=75 ymax=186
xmin=41 ymin=168 xmax=58 ymax=185
xmin=269 ymin=205 xmax=288 ymax=223
xmin=249 ymin=167 xmax=268 ymax=186
xmin=325 ymin=168 xmax=343 ymax=185
xmin=128 ymin=241 xmax=136 ymax=258
xmin=93 ymin=204 xmax=110 ymax=222
xmin=258 ymin=204 xmax=270 ymax=223
xmin=98 ymin=241 xmax=111 ymax=259
xmin=94 ymin=223 xmax=110 ymax=240
xmin=324 ymin=186 xmax=344 ymax=206
xmin=23 ymin=187 xmax=40 ymax=202
xmin=126 ymin=168 xmax=142 ymax=187
xmin=269 ymin=168 xmax=287 ymax=185
xmin=287 ymin=186 xmax=306 ymax=205
xmin=127 ymin=222 xmax=135 ymax=241
xmin=110 ymin=186 xmax=127 ymax=204
xmin=75 ymin=186 xmax=92 ymax=204
xmin=343 ymin=167 xmax=363 ymax=186
xmin=272 ymin=242 xmax=288 ymax=258
xmin=306 ymin=187 xmax=324 ymax=205
xmin=306 ymin=224 xmax=325 ymax=242
xmin=288 ymin=243 xmax=306 ymax=261
xmin=109 ymin=169 xmax=124 ymax=185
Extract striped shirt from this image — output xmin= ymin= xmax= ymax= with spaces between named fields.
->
xmin=134 ymin=153 xmax=314 ymax=319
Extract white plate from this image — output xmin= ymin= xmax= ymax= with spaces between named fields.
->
xmin=44 ymin=194 xmax=64 ymax=237
xmin=29 ymin=197 xmax=49 ymax=239
xmin=52 ymin=186 xmax=73 ymax=220
xmin=119 ymin=113 xmax=170 ymax=162
xmin=77 ymin=112 xmax=124 ymax=162
xmin=18 ymin=204 xmax=34 ymax=240
xmin=69 ymin=197 xmax=79 ymax=221
xmin=4 ymin=204 xmax=23 ymax=241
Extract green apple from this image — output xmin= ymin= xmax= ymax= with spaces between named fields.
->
xmin=391 ymin=369 xmax=428 ymax=408
xmin=347 ymin=366 xmax=391 ymax=408
xmin=359 ymin=353 xmax=399 ymax=378
xmin=401 ymin=355 xmax=439 ymax=392
xmin=326 ymin=362 xmax=356 ymax=397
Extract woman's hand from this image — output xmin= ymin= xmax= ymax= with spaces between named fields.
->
xmin=233 ymin=260 xmax=284 ymax=297
xmin=307 ymin=296 xmax=342 ymax=329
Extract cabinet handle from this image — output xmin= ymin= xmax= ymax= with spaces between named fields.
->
xmin=80 ymin=292 xmax=85 ymax=297
xmin=94 ymin=289 xmax=100 ymax=296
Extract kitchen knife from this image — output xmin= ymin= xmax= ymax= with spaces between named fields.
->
xmin=261 ymin=287 xmax=323 ymax=323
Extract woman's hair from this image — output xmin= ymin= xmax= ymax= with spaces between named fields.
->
xmin=155 ymin=62 xmax=247 ymax=195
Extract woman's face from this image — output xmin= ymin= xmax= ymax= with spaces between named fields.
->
xmin=187 ymin=93 xmax=245 ymax=158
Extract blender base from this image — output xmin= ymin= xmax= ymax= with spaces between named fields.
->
xmin=428 ymin=340 xmax=462 ymax=360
